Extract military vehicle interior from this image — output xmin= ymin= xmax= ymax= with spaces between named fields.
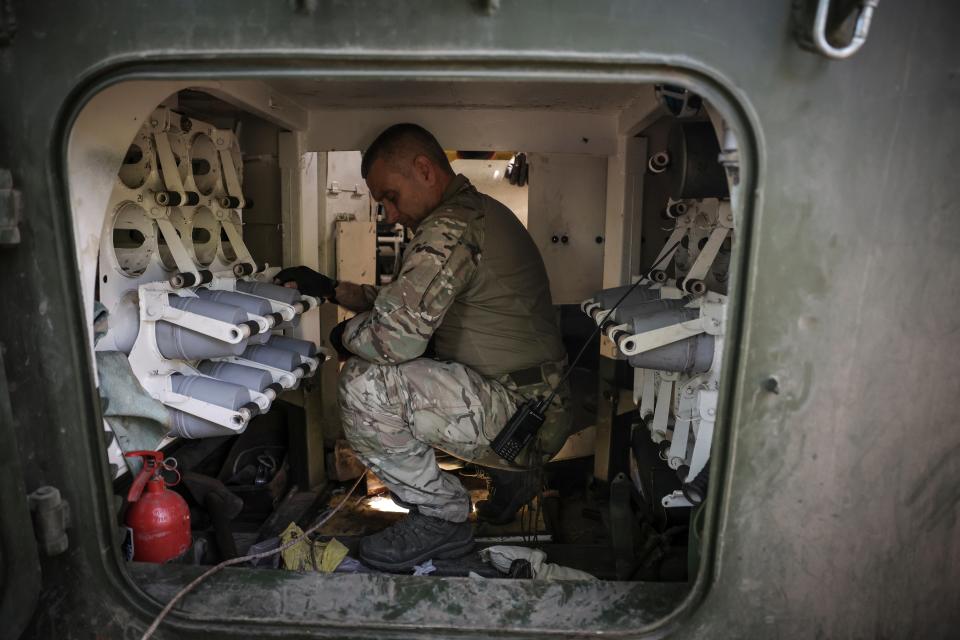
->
xmin=68 ymin=77 xmax=738 ymax=591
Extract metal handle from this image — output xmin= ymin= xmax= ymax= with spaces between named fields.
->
xmin=812 ymin=0 xmax=879 ymax=59
xmin=124 ymin=452 xmax=179 ymax=501
xmin=124 ymin=450 xmax=163 ymax=502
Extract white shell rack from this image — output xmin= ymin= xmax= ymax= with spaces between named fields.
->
xmin=97 ymin=106 xmax=326 ymax=439
xmin=581 ymin=199 xmax=734 ymax=509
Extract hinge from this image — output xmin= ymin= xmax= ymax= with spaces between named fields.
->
xmin=0 ymin=169 xmax=22 ymax=245
xmin=28 ymin=486 xmax=71 ymax=556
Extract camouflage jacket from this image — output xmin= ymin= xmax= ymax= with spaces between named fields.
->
xmin=342 ymin=173 xmax=566 ymax=379
xmin=342 ymin=177 xmax=482 ymax=365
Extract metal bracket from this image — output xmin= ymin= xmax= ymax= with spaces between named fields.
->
xmin=328 ymin=181 xmax=365 ymax=197
xmin=639 ymin=369 xmax=657 ymax=421
xmin=662 ymin=490 xmax=693 ymax=509
xmin=593 ymin=308 xmax=613 ymax=326
xmin=142 ymin=292 xmax=251 ymax=344
xmin=217 ymin=144 xmax=245 ymax=204
xmin=650 ymin=374 xmax=674 ymax=443
xmin=649 ymin=214 xmax=692 ymax=276
xmin=684 ymin=226 xmax=729 ymax=283
xmin=685 ymin=390 xmax=718 ymax=482
xmin=154 ymin=214 xmax=200 ymax=278
xmin=208 ymin=275 xmax=298 ymax=322
xmin=129 ymin=282 xmax=254 ymax=383
xmin=700 ymin=297 xmax=726 ymax=336
xmin=28 ymin=486 xmax=70 ymax=556
xmin=667 ymin=388 xmax=697 ymax=469
xmin=214 ymin=355 xmax=301 ymax=389
xmin=632 ymin=368 xmax=645 ymax=406
xmin=657 ymin=284 xmax=685 ymax=300
xmin=217 ymin=208 xmax=257 ymax=270
xmin=156 ymin=383 xmax=251 ymax=431
xmin=153 ymin=130 xmax=187 ymax=198
xmin=619 ymin=320 xmax=705 ymax=357
xmin=617 ymin=293 xmax=726 ymax=357
xmin=606 ymin=322 xmax=630 ymax=341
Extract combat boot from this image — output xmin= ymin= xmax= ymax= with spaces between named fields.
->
xmin=359 ymin=511 xmax=474 ymax=571
xmin=475 ymin=467 xmax=541 ymax=525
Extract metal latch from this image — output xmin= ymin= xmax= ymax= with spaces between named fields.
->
xmin=328 ymin=182 xmax=364 ymax=197
xmin=795 ymin=0 xmax=879 ymax=60
xmin=0 ymin=168 xmax=22 ymax=245
xmin=28 ymin=486 xmax=71 ymax=556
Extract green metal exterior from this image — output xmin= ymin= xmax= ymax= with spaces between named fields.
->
xmin=1 ymin=1 xmax=958 ymax=637
xmin=0 ymin=345 xmax=42 ymax=638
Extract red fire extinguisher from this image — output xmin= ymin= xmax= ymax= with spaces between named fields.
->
xmin=124 ymin=450 xmax=191 ymax=563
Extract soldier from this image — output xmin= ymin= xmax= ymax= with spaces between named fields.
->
xmin=277 ymin=124 xmax=571 ymax=571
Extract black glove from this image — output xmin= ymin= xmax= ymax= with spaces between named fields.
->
xmin=274 ymin=266 xmax=338 ymax=300
xmin=328 ymin=320 xmax=352 ymax=361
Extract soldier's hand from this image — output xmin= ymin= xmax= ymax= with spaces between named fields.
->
xmin=274 ymin=266 xmax=338 ymax=300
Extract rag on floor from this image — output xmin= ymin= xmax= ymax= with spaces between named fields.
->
xmin=480 ymin=545 xmax=596 ymax=580
xmin=280 ymin=522 xmax=349 ymax=572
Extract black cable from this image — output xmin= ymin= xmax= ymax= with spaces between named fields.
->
xmin=537 ymin=240 xmax=683 ymax=413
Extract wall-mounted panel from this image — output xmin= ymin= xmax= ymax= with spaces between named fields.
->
xmin=527 ymin=153 xmax=607 ymax=304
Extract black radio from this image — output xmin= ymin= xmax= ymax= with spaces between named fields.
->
xmin=490 ymin=398 xmax=546 ymax=462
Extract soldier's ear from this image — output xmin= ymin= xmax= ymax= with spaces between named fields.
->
xmin=412 ymin=154 xmax=434 ymax=184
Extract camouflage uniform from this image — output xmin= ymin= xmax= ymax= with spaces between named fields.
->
xmin=339 ymin=175 xmax=570 ymax=523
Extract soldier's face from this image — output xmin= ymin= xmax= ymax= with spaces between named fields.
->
xmin=366 ymin=156 xmax=442 ymax=229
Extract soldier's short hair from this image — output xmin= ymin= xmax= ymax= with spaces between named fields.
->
xmin=361 ymin=123 xmax=454 ymax=179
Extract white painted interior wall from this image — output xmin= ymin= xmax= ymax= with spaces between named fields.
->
xmin=322 ymin=150 xmax=372 ymax=273
xmin=451 ymin=158 xmax=528 ymax=227
xmin=305 ymin=108 xmax=617 ymax=156
xmin=526 ymin=153 xmax=608 ymax=304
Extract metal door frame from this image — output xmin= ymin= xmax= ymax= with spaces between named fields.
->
xmin=50 ymin=58 xmax=758 ymax=637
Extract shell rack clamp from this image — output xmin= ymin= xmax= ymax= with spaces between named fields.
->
xmin=491 ymin=397 xmax=546 ymax=462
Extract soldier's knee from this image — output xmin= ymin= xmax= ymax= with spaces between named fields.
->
xmin=338 ymin=358 xmax=369 ymax=407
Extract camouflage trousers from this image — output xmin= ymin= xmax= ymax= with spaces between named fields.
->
xmin=338 ymin=357 xmax=526 ymax=523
